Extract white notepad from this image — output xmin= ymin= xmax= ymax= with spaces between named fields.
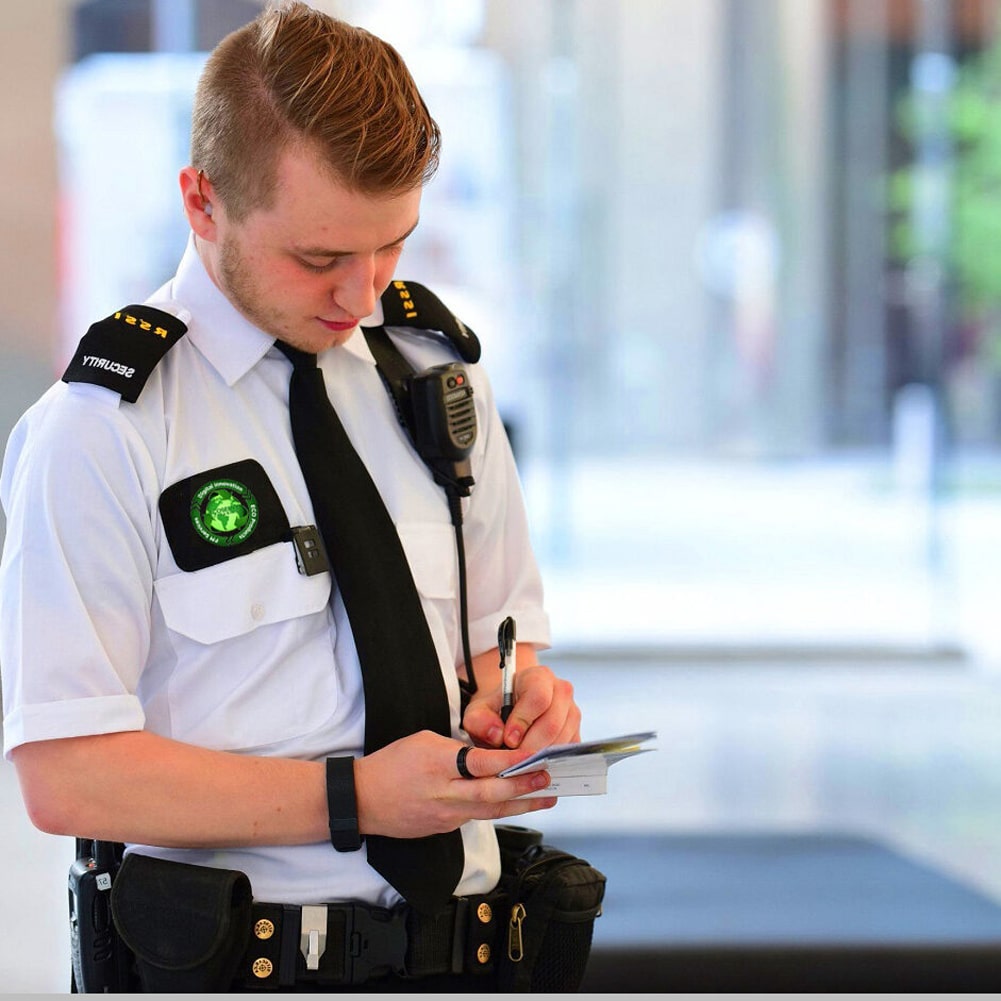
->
xmin=498 ymin=730 xmax=657 ymax=797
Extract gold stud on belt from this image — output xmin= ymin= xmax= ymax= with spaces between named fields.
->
xmin=254 ymin=918 xmax=275 ymax=940
xmin=252 ymin=958 xmax=274 ymax=979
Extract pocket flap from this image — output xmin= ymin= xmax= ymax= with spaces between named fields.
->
xmin=155 ymin=542 xmax=331 ymax=644
xmin=111 ymin=853 xmax=252 ymax=970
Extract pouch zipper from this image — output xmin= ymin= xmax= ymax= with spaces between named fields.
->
xmin=507 ymin=902 xmax=526 ymax=961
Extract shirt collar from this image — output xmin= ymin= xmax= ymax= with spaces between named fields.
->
xmin=170 ymin=235 xmax=383 ymax=378
xmin=170 ymin=236 xmax=274 ymax=386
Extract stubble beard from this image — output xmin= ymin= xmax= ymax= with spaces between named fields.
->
xmin=217 ymin=233 xmax=296 ymax=344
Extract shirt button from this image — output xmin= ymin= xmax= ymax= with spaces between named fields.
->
xmin=251 ymin=602 xmax=266 ymax=621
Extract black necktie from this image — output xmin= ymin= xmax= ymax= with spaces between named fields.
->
xmin=276 ymin=341 xmax=463 ymax=913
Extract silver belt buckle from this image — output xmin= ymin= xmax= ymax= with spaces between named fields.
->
xmin=300 ymin=904 xmax=328 ymax=971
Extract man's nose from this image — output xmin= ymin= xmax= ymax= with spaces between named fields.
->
xmin=333 ymin=256 xmax=378 ymax=318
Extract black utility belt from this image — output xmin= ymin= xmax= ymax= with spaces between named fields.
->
xmin=109 ymin=851 xmax=503 ymax=992
xmin=106 ymin=830 xmax=606 ymax=993
xmin=241 ymin=893 xmax=502 ymax=989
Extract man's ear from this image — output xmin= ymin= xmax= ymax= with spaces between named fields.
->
xmin=179 ymin=166 xmax=216 ymax=239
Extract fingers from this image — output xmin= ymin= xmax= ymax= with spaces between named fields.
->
xmin=357 ymin=732 xmax=557 ymax=839
xmin=461 ymin=699 xmax=505 ymax=748
xmin=464 ymin=770 xmax=554 ymax=804
xmin=503 ymin=672 xmax=580 ymax=753
xmin=494 ymin=795 xmax=559 ymax=821
xmin=455 ymin=744 xmax=544 ymax=788
xmin=449 ymin=743 xmax=557 ymax=809
xmin=455 ymin=743 xmax=501 ymax=780
xmin=461 ymin=663 xmax=582 ymax=754
xmin=454 ymin=772 xmax=558 ymax=820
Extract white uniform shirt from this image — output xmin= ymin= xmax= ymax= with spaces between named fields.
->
xmin=0 ymin=237 xmax=550 ymax=905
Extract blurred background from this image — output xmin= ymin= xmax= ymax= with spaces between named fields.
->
xmin=4 ymin=0 xmax=1001 ymax=991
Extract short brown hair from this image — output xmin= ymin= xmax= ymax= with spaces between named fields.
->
xmin=190 ymin=0 xmax=441 ymax=219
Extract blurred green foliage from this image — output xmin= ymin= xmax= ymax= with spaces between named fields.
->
xmin=889 ymin=40 xmax=1001 ymax=365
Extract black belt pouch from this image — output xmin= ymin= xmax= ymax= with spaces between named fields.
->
xmin=110 ymin=852 xmax=252 ymax=993
xmin=494 ymin=825 xmax=607 ymax=993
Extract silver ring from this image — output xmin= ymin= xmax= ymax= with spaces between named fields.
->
xmin=456 ymin=745 xmax=474 ymax=779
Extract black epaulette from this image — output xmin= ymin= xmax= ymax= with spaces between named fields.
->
xmin=62 ymin=305 xmax=188 ymax=403
xmin=364 ymin=279 xmax=481 ymax=363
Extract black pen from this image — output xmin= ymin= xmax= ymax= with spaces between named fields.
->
xmin=498 ymin=616 xmax=516 ymax=723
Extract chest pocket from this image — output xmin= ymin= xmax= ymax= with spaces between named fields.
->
xmin=155 ymin=541 xmax=329 ymax=643
xmin=152 ymin=543 xmax=335 ymax=751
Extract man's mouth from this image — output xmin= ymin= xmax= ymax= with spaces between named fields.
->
xmin=317 ymin=318 xmax=359 ymax=333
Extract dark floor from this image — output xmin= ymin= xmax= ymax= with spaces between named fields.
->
xmin=574 ymin=830 xmax=1001 ymax=992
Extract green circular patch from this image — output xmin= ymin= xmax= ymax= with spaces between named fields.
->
xmin=190 ymin=477 xmax=259 ymax=546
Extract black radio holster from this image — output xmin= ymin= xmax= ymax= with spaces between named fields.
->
xmin=69 ymin=839 xmax=134 ymax=993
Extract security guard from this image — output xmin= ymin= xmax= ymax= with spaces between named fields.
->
xmin=0 ymin=2 xmax=581 ymax=991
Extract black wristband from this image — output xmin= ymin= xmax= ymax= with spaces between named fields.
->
xmin=325 ymin=756 xmax=363 ymax=852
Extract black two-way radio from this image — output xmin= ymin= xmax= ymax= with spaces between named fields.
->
xmin=68 ymin=839 xmax=132 ymax=992
xmin=407 ymin=361 xmax=477 ymax=495
xmin=362 ymin=326 xmax=478 ymax=499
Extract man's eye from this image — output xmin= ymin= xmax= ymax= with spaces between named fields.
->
xmin=299 ymin=257 xmax=338 ymax=274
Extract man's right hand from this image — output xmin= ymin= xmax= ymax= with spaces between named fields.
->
xmin=353 ymin=730 xmax=556 ymax=840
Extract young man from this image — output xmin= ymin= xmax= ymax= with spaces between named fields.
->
xmin=0 ymin=1 xmax=580 ymax=991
